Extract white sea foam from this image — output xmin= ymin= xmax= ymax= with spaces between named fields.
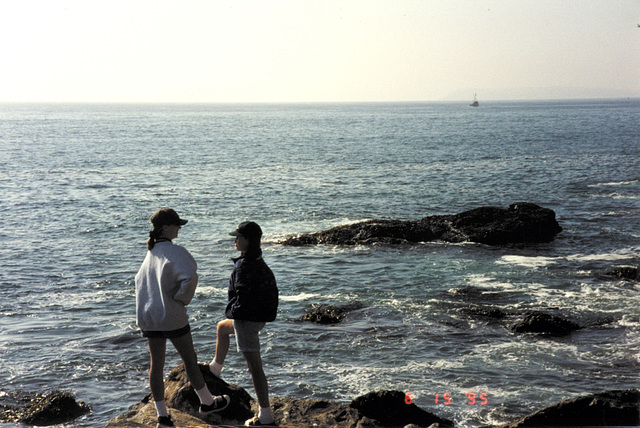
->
xmin=196 ymin=286 xmax=227 ymax=296
xmin=496 ymin=255 xmax=557 ymax=268
xmin=565 ymin=252 xmax=637 ymax=262
xmin=619 ymin=314 xmax=640 ymax=328
xmin=280 ymin=292 xmax=322 ymax=302
xmin=497 ymin=249 xmax=638 ymax=268
xmin=588 ymin=180 xmax=639 ymax=187
xmin=465 ymin=273 xmax=515 ymax=290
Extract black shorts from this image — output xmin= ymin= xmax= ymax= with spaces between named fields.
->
xmin=142 ymin=324 xmax=191 ymax=339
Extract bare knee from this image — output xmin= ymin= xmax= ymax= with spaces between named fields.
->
xmin=217 ymin=319 xmax=234 ymax=335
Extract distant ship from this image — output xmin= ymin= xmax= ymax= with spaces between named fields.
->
xmin=470 ymin=94 xmax=479 ymax=107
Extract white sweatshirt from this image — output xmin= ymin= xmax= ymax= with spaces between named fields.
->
xmin=135 ymin=241 xmax=198 ymax=332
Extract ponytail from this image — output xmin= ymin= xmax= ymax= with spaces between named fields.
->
xmin=147 ymin=228 xmax=161 ymax=250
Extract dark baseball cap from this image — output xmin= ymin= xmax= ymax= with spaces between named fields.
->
xmin=150 ymin=208 xmax=188 ymax=227
xmin=229 ymin=221 xmax=262 ymax=240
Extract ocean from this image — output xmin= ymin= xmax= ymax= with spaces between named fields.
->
xmin=0 ymin=100 xmax=638 ymax=427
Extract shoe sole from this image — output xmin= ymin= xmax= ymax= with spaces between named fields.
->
xmin=199 ymin=394 xmax=230 ymax=415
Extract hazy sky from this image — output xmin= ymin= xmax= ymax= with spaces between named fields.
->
xmin=1 ymin=0 xmax=639 ymax=103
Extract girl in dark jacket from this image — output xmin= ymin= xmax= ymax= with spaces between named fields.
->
xmin=210 ymin=221 xmax=278 ymax=426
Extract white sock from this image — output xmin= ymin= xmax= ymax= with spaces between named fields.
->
xmin=154 ymin=400 xmax=169 ymax=417
xmin=209 ymin=361 xmax=223 ymax=377
xmin=258 ymin=406 xmax=274 ymax=423
xmin=195 ymin=386 xmax=214 ymax=406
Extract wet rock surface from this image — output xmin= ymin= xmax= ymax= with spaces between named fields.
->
xmin=282 ymin=203 xmax=562 ymax=247
xmin=605 ymin=266 xmax=639 ymax=281
xmin=509 ymin=312 xmax=581 ymax=336
xmin=0 ymin=390 xmax=90 ymax=426
xmin=494 ymin=389 xmax=640 ymax=427
xmin=300 ymin=302 xmax=365 ymax=324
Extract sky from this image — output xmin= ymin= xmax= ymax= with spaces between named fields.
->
xmin=1 ymin=0 xmax=639 ymax=103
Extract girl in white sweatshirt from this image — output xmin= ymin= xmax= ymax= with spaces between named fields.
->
xmin=136 ymin=208 xmax=229 ymax=428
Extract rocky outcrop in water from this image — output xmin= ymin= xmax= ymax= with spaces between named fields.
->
xmin=282 ymin=203 xmax=562 ymax=246
xmin=509 ymin=312 xmax=581 ymax=337
xmin=606 ymin=266 xmax=639 ymax=281
xmin=106 ymin=363 xmax=453 ymax=427
xmin=449 ymin=285 xmax=586 ymax=337
xmin=495 ymin=389 xmax=640 ymax=427
xmin=0 ymin=391 xmax=90 ymax=426
xmin=300 ymin=302 xmax=365 ymax=324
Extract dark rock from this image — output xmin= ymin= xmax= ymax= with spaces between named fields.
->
xmin=497 ymin=389 xmax=640 ymax=427
xmin=107 ymin=364 xmax=453 ymax=428
xmin=106 ymin=400 xmax=206 ymax=427
xmin=510 ymin=312 xmax=581 ymax=336
xmin=605 ymin=266 xmax=639 ymax=281
xmin=448 ymin=202 xmax=562 ymax=245
xmin=271 ymin=396 xmax=363 ymax=427
xmin=107 ymin=363 xmax=253 ymax=427
xmin=0 ymin=391 xmax=90 ymax=426
xmin=350 ymin=390 xmax=454 ymax=427
xmin=164 ymin=362 xmax=254 ymax=422
xmin=300 ymin=302 xmax=365 ymax=324
xmin=282 ymin=203 xmax=562 ymax=246
xmin=447 ymin=286 xmax=488 ymax=300
xmin=462 ymin=305 xmax=509 ymax=320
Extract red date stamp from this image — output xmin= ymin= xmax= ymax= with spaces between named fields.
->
xmin=404 ymin=392 xmax=415 ymax=404
xmin=405 ymin=392 xmax=488 ymax=406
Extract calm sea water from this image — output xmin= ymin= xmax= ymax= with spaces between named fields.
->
xmin=0 ymin=100 xmax=638 ymax=427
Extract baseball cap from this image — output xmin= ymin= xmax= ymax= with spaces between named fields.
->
xmin=229 ymin=221 xmax=262 ymax=240
xmin=150 ymin=208 xmax=188 ymax=227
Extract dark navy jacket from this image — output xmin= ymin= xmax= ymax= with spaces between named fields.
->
xmin=225 ymin=253 xmax=278 ymax=322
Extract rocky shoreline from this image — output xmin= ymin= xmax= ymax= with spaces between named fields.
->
xmin=103 ymin=364 xmax=455 ymax=428
xmin=104 ymin=364 xmax=640 ymax=427
xmin=3 ymin=364 xmax=637 ymax=427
